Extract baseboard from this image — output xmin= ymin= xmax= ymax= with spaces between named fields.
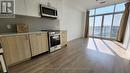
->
xmin=68 ymin=37 xmax=83 ymax=42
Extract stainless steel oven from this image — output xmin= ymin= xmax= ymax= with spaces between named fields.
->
xmin=48 ymin=31 xmax=61 ymax=52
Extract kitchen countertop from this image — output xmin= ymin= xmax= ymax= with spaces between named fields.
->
xmin=0 ymin=30 xmax=67 ymax=37
xmin=0 ymin=31 xmax=47 ymax=37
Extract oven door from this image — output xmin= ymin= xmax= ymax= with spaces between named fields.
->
xmin=50 ymin=35 xmax=60 ymax=47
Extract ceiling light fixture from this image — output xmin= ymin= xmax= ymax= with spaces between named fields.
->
xmin=96 ymin=0 xmax=106 ymax=4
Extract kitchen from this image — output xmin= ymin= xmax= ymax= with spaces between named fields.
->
xmin=0 ymin=0 xmax=70 ymax=72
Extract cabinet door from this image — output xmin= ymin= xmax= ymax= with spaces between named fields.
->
xmin=1 ymin=35 xmax=31 ymax=65
xmin=60 ymin=31 xmax=67 ymax=47
xmin=40 ymin=33 xmax=48 ymax=53
xmin=15 ymin=0 xmax=27 ymax=15
xmin=29 ymin=34 xmax=38 ymax=56
xmin=15 ymin=35 xmax=31 ymax=61
xmin=25 ymin=0 xmax=40 ymax=17
xmin=29 ymin=32 xmax=48 ymax=56
xmin=1 ymin=36 xmax=18 ymax=65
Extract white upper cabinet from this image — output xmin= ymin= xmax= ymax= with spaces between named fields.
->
xmin=25 ymin=0 xmax=40 ymax=17
xmin=15 ymin=0 xmax=27 ymax=15
xmin=15 ymin=0 xmax=40 ymax=17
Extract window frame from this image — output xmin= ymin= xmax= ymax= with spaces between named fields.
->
xmin=89 ymin=3 xmax=125 ymax=40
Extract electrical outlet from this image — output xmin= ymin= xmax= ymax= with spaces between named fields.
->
xmin=6 ymin=24 xmax=12 ymax=29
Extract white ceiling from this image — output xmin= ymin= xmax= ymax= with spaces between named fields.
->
xmin=64 ymin=0 xmax=127 ymax=11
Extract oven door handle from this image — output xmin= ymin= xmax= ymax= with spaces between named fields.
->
xmin=49 ymin=34 xmax=60 ymax=36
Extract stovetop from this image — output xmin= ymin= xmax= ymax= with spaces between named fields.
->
xmin=41 ymin=30 xmax=60 ymax=32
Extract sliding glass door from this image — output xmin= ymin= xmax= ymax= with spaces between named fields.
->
xmin=94 ymin=16 xmax=102 ymax=37
xmin=89 ymin=3 xmax=125 ymax=40
xmin=111 ymin=14 xmax=123 ymax=38
xmin=102 ymin=15 xmax=113 ymax=38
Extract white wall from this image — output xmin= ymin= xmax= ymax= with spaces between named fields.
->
xmin=127 ymin=41 xmax=130 ymax=57
xmin=60 ymin=0 xmax=85 ymax=41
xmin=123 ymin=14 xmax=130 ymax=48
xmin=123 ymin=13 xmax=130 ymax=57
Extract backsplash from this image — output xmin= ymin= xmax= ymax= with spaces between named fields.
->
xmin=0 ymin=15 xmax=60 ymax=33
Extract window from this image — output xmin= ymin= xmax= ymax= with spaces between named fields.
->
xmin=89 ymin=17 xmax=94 ymax=36
xmin=89 ymin=3 xmax=125 ymax=40
xmin=96 ymin=5 xmax=114 ymax=15
xmin=102 ymin=15 xmax=113 ymax=38
xmin=89 ymin=9 xmax=95 ymax=16
xmin=111 ymin=14 xmax=123 ymax=38
xmin=115 ymin=3 xmax=125 ymax=12
xmin=94 ymin=16 xmax=102 ymax=37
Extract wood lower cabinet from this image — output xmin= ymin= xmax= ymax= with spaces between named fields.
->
xmin=1 ymin=35 xmax=31 ymax=66
xmin=29 ymin=32 xmax=49 ymax=56
xmin=60 ymin=31 xmax=67 ymax=47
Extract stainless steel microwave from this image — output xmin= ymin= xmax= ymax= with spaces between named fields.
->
xmin=40 ymin=4 xmax=58 ymax=18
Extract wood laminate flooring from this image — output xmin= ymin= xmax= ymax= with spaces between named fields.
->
xmin=8 ymin=38 xmax=130 ymax=73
